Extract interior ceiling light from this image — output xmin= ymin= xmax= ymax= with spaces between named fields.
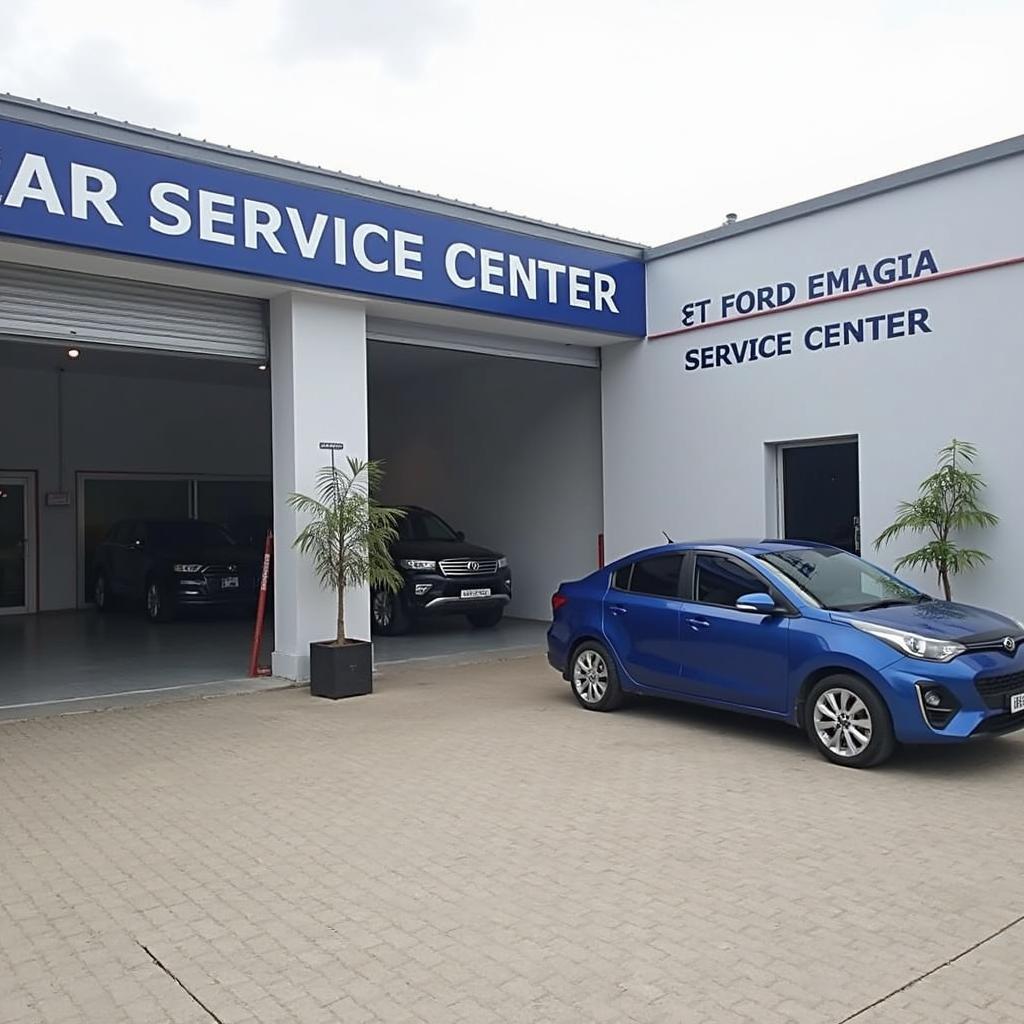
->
xmin=66 ymin=348 xmax=81 ymax=359
xmin=257 ymin=363 xmax=268 ymax=371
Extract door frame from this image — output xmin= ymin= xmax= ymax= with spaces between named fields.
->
xmin=766 ymin=435 xmax=859 ymax=547
xmin=0 ymin=471 xmax=38 ymax=615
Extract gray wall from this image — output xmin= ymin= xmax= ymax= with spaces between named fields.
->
xmin=369 ymin=343 xmax=604 ymax=620
xmin=0 ymin=355 xmax=271 ymax=610
xmin=606 ymin=150 xmax=1024 ymax=616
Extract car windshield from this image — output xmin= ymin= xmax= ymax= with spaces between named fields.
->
xmin=148 ymin=522 xmax=237 ymax=548
xmin=757 ymin=547 xmax=925 ymax=611
xmin=397 ymin=509 xmax=459 ymax=542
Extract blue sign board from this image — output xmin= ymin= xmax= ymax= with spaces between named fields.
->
xmin=0 ymin=116 xmax=645 ymax=335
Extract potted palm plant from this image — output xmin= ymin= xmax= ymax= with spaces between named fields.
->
xmin=289 ymin=457 xmax=404 ymax=698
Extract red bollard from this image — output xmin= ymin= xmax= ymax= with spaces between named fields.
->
xmin=248 ymin=530 xmax=273 ymax=677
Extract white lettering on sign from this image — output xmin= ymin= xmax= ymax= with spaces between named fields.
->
xmin=441 ymin=244 xmax=618 ymax=312
xmin=3 ymin=152 xmax=65 ymax=214
xmin=70 ymin=164 xmax=122 ymax=226
xmin=149 ymin=182 xmax=191 ymax=235
xmin=0 ymin=147 xmax=631 ymax=324
xmin=245 ymin=199 xmax=285 ymax=253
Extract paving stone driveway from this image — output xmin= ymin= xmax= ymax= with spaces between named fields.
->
xmin=2 ymin=652 xmax=1023 ymax=1024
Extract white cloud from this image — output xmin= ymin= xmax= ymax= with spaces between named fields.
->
xmin=0 ymin=0 xmax=1022 ymax=244
xmin=273 ymin=0 xmax=471 ymax=73
xmin=10 ymin=37 xmax=198 ymax=130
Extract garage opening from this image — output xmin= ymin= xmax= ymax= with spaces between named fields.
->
xmin=0 ymin=264 xmax=276 ymax=714
xmin=367 ymin=339 xmax=603 ymax=661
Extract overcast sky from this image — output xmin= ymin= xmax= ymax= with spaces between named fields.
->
xmin=2 ymin=0 xmax=1022 ymax=245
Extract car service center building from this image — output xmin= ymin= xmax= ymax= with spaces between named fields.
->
xmin=1 ymin=95 xmax=1022 ymax=681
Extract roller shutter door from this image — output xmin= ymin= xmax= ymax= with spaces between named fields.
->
xmin=0 ymin=264 xmax=267 ymax=360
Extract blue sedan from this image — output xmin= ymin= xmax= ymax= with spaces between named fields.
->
xmin=548 ymin=540 xmax=1024 ymax=768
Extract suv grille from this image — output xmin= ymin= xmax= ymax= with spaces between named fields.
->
xmin=975 ymin=669 xmax=1024 ymax=710
xmin=439 ymin=558 xmax=499 ymax=577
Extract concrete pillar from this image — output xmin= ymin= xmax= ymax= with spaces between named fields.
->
xmin=269 ymin=291 xmax=369 ymax=680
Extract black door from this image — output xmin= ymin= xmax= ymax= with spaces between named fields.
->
xmin=782 ymin=442 xmax=860 ymax=553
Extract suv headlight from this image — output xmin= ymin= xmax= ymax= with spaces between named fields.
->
xmin=174 ymin=563 xmax=203 ymax=573
xmin=400 ymin=559 xmax=436 ymax=571
xmin=497 ymin=557 xmax=508 ymax=569
xmin=849 ymin=619 xmax=965 ymax=662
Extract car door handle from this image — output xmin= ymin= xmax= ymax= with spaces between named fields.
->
xmin=608 ymin=605 xmax=628 ymax=616
xmin=686 ymin=616 xmax=711 ymax=630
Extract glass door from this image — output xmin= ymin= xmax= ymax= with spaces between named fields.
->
xmin=0 ymin=475 xmax=35 ymax=615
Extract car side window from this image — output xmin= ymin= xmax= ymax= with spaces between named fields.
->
xmin=694 ymin=554 xmax=771 ymax=607
xmin=112 ymin=522 xmax=132 ymax=544
xmin=627 ymin=555 xmax=683 ymax=599
xmin=612 ymin=565 xmax=632 ymax=590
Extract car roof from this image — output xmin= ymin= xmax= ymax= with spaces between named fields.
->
xmin=606 ymin=538 xmax=841 ymax=567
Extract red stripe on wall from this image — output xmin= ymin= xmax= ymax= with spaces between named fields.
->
xmin=646 ymin=253 xmax=1024 ymax=341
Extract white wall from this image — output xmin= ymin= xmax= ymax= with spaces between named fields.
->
xmin=369 ymin=344 xmax=604 ymax=620
xmin=607 ymin=150 xmax=1024 ymax=617
xmin=0 ymin=359 xmax=271 ymax=610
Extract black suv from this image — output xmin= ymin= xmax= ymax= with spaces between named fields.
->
xmin=371 ymin=506 xmax=512 ymax=635
xmin=93 ymin=520 xmax=259 ymax=622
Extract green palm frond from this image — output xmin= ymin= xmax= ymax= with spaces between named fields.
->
xmin=288 ymin=457 xmax=404 ymax=644
xmin=875 ymin=438 xmax=997 ymax=600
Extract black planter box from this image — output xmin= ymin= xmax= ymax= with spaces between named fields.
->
xmin=309 ymin=639 xmax=373 ymax=699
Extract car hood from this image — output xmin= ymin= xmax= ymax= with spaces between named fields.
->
xmin=392 ymin=540 xmax=502 ymax=561
xmin=832 ymin=600 xmax=1021 ymax=642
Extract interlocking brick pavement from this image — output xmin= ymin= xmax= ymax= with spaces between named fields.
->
xmin=2 ymin=652 xmax=1023 ymax=1023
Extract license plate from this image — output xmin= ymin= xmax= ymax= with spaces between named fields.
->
xmin=221 ymin=576 xmax=239 ymax=590
xmin=461 ymin=588 xmax=490 ymax=599
xmin=1010 ymin=692 xmax=1024 ymax=715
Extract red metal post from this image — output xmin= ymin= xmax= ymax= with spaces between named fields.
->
xmin=248 ymin=530 xmax=273 ymax=677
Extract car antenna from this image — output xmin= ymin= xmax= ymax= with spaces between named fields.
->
xmin=662 ymin=531 xmax=674 ymax=544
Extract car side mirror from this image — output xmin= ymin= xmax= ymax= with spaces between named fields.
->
xmin=735 ymin=592 xmax=778 ymax=614
xmin=455 ymin=531 xmax=465 ymax=542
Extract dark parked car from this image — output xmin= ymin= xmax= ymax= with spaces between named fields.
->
xmin=94 ymin=519 xmax=260 ymax=622
xmin=371 ymin=505 xmax=511 ymax=635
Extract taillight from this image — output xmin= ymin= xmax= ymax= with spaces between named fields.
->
xmin=551 ymin=591 xmax=569 ymax=614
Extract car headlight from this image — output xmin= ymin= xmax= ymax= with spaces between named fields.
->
xmin=400 ymin=559 xmax=436 ymax=571
xmin=174 ymin=563 xmax=203 ymax=573
xmin=849 ymin=619 xmax=965 ymax=662
xmin=497 ymin=557 xmax=508 ymax=569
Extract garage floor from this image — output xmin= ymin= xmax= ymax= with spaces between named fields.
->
xmin=0 ymin=610 xmax=548 ymax=717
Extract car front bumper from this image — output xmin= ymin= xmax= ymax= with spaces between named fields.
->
xmin=881 ymin=649 xmax=1024 ymax=743
xmin=401 ymin=570 xmax=512 ymax=617
xmin=172 ymin=572 xmax=258 ymax=607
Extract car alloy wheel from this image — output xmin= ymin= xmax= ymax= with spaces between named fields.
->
xmin=147 ymin=583 xmax=161 ymax=620
xmin=372 ymin=590 xmax=392 ymax=629
xmin=573 ymin=649 xmax=609 ymax=705
xmin=813 ymin=687 xmax=873 ymax=758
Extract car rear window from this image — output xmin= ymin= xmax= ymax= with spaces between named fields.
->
xmin=624 ymin=555 xmax=683 ymax=599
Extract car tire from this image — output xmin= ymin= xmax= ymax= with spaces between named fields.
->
xmin=94 ymin=571 xmax=116 ymax=612
xmin=371 ymin=588 xmax=410 ymax=636
xmin=569 ymin=641 xmax=625 ymax=712
xmin=467 ymin=606 xmax=504 ymax=629
xmin=145 ymin=580 xmax=175 ymax=623
xmin=805 ymin=674 xmax=896 ymax=768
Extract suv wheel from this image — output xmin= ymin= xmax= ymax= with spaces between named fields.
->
xmin=805 ymin=674 xmax=896 ymax=768
xmin=570 ymin=642 xmax=624 ymax=712
xmin=371 ymin=589 xmax=410 ymax=636
xmin=145 ymin=580 xmax=175 ymax=623
xmin=467 ymin=606 xmax=503 ymax=629
xmin=94 ymin=572 xmax=115 ymax=612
